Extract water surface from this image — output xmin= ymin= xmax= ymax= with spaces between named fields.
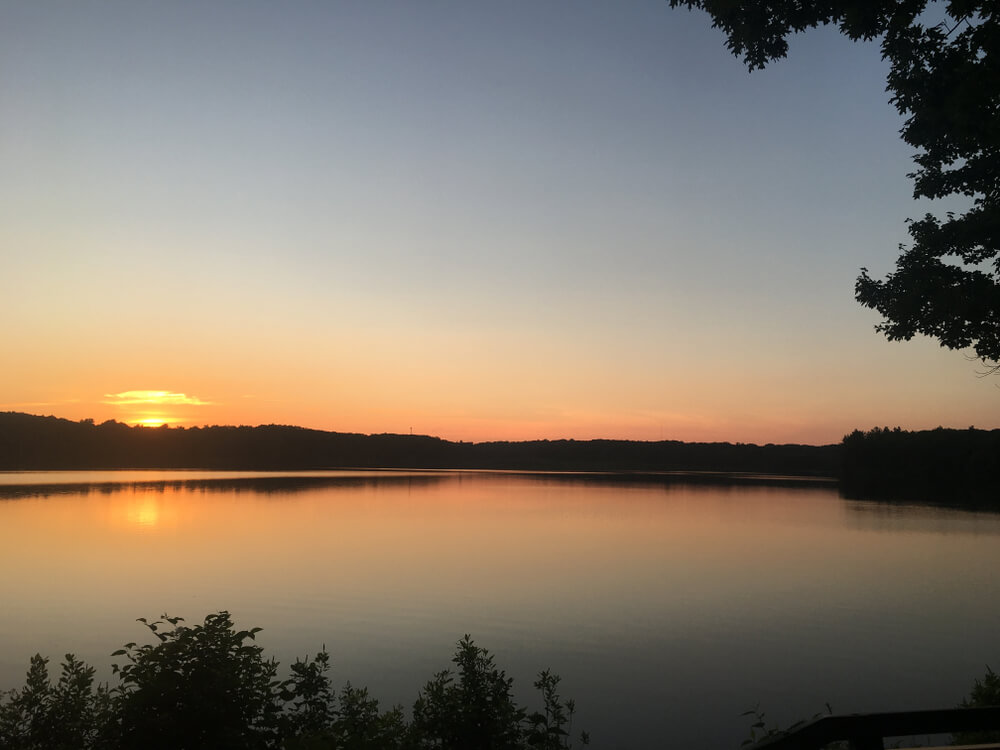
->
xmin=1 ymin=471 xmax=998 ymax=748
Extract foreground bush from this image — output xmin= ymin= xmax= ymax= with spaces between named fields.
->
xmin=0 ymin=612 xmax=588 ymax=750
xmin=954 ymin=665 xmax=1000 ymax=745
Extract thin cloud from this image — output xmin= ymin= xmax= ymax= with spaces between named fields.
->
xmin=103 ymin=390 xmax=212 ymax=406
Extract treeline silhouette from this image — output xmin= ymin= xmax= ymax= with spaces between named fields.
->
xmin=3 ymin=413 xmax=997 ymax=499
xmin=0 ymin=412 xmax=837 ymax=476
xmin=841 ymin=426 xmax=1000 ymax=502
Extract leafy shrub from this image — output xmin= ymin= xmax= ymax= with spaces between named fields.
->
xmin=953 ymin=665 xmax=1000 ymax=745
xmin=0 ymin=653 xmax=112 ymax=750
xmin=0 ymin=613 xmax=588 ymax=750
xmin=111 ymin=613 xmax=282 ymax=750
xmin=410 ymin=635 xmax=526 ymax=750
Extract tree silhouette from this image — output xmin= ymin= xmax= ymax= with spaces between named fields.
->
xmin=669 ymin=0 xmax=999 ymax=368
xmin=0 ymin=615 xmax=589 ymax=750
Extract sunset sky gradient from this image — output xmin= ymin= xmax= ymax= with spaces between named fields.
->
xmin=2 ymin=1 xmax=997 ymax=444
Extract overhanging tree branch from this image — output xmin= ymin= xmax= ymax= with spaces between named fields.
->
xmin=669 ymin=0 xmax=1000 ymax=368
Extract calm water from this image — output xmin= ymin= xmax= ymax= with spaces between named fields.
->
xmin=1 ymin=470 xmax=999 ymax=748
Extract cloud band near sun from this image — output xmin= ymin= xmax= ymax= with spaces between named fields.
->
xmin=103 ymin=390 xmax=211 ymax=406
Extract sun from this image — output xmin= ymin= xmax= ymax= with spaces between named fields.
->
xmin=133 ymin=417 xmax=173 ymax=427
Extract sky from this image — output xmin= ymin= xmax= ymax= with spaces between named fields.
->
xmin=1 ymin=0 xmax=997 ymax=445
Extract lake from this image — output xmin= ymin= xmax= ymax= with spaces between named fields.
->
xmin=1 ymin=470 xmax=998 ymax=748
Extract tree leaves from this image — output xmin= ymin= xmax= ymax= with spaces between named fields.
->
xmin=670 ymin=0 xmax=1000 ymax=366
xmin=1 ymin=615 xmax=589 ymax=750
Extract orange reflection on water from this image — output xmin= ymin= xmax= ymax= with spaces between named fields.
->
xmin=4 ymin=472 xmax=1000 ymax=750
xmin=126 ymin=496 xmax=159 ymax=527
xmin=0 ymin=475 xmax=797 ymax=615
xmin=3 ymin=472 xmax=999 ymax=679
xmin=0 ymin=473 xmax=879 ymax=639
xmin=118 ymin=488 xmax=182 ymax=530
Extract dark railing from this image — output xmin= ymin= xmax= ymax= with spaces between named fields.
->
xmin=748 ymin=706 xmax=1000 ymax=750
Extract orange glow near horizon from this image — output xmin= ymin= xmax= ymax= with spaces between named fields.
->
xmin=1 ymin=328 xmax=997 ymax=448
xmin=1 ymin=388 xmax=995 ymax=447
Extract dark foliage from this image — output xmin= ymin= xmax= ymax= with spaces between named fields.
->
xmin=955 ymin=666 xmax=1000 ymax=745
xmin=112 ymin=614 xmax=282 ymax=750
xmin=0 ymin=613 xmax=587 ymax=750
xmin=0 ymin=411 xmax=840 ymax=477
xmin=410 ymin=636 xmax=526 ymax=750
xmin=0 ymin=654 xmax=112 ymax=750
xmin=668 ymin=0 xmax=1000 ymax=367
xmin=840 ymin=425 xmax=1000 ymax=502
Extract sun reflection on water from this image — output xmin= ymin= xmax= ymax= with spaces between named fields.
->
xmin=126 ymin=496 xmax=161 ymax=527
xmin=115 ymin=488 xmax=181 ymax=531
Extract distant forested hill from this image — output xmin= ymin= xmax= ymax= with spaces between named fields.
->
xmin=841 ymin=426 xmax=1000 ymax=501
xmin=3 ymin=413 xmax=998 ymax=499
xmin=0 ymin=412 xmax=839 ymax=476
